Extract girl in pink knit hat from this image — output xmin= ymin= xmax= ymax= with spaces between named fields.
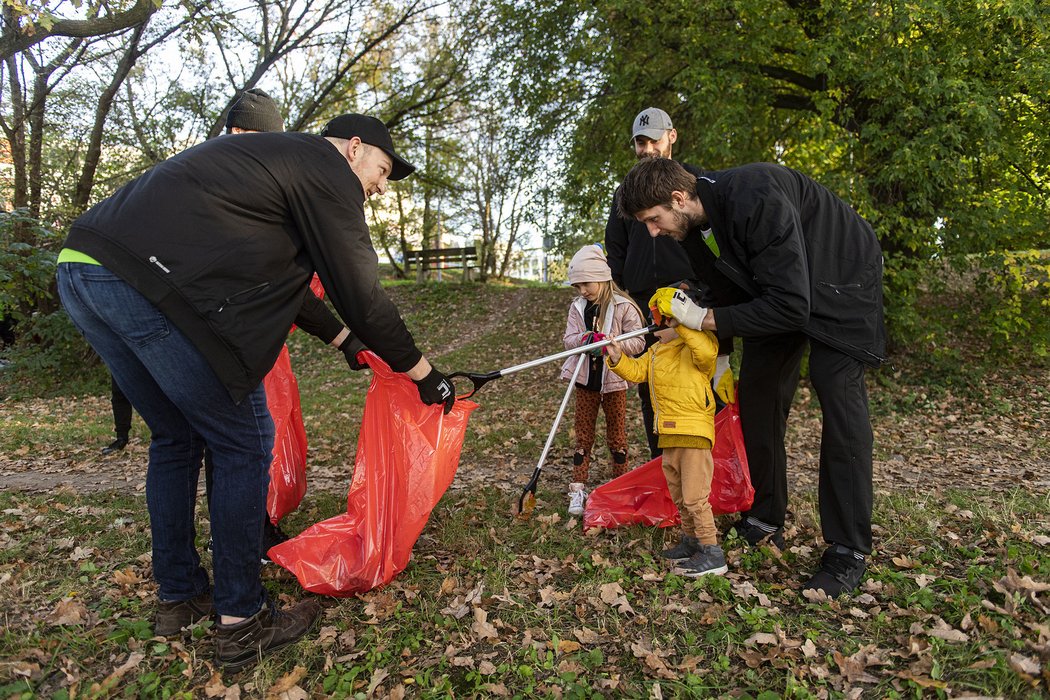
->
xmin=560 ymin=244 xmax=646 ymax=516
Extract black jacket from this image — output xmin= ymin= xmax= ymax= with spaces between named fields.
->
xmin=65 ymin=132 xmax=421 ymax=401
xmin=686 ymin=163 xmax=886 ymax=366
xmin=605 ymin=162 xmax=696 ymax=296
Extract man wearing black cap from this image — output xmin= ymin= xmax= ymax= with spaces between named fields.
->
xmin=56 ymin=113 xmax=454 ymax=669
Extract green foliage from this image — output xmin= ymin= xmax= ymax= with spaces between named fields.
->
xmin=0 ymin=210 xmax=105 ymax=398
xmin=486 ymin=0 xmax=1050 ymax=349
xmin=971 ymin=250 xmax=1050 ymax=357
xmin=0 ymin=210 xmax=59 ymax=326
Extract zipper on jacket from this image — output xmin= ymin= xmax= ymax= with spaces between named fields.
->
xmin=217 ymin=282 xmax=270 ymax=313
xmin=817 ymin=281 xmax=863 ymax=294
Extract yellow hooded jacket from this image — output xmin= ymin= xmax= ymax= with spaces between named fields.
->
xmin=606 ymin=326 xmax=719 ymax=442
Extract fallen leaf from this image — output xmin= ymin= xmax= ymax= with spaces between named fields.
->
xmin=112 ymin=568 xmax=142 ymax=585
xmin=1008 ymin=653 xmax=1041 ymax=678
xmin=265 ymin=666 xmax=307 ymax=697
xmin=573 ymin=627 xmax=600 ymax=644
xmin=471 ymin=608 xmax=498 ymax=641
xmin=366 ymin=668 xmax=389 ymax=697
xmin=743 ymin=632 xmax=778 ymax=646
xmin=47 ymin=598 xmax=88 ymax=626
xmin=927 ymin=627 xmax=968 ymax=643
xmin=204 ymin=672 xmax=227 ymax=698
xmin=557 ymin=640 xmax=581 ymax=654
xmin=832 ymin=649 xmax=879 ymax=684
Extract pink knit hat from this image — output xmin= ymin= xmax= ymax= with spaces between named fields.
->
xmin=567 ymin=244 xmax=611 ymax=284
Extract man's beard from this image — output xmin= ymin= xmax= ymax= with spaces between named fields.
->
xmin=665 ymin=209 xmax=695 ymax=241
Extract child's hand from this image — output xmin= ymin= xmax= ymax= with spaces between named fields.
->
xmin=606 ymin=339 xmax=623 ymax=364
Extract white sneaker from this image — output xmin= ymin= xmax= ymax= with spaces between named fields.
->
xmin=567 ymin=482 xmax=587 ymax=516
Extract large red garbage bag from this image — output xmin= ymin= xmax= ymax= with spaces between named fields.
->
xmin=269 ymin=352 xmax=477 ymax=596
xmin=266 ymin=275 xmax=328 ymax=524
xmin=264 ymin=345 xmax=308 ymax=525
xmin=583 ymin=402 xmax=753 ymax=530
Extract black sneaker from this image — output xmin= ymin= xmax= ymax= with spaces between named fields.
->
xmin=261 ymin=521 xmax=291 ymax=564
xmin=673 ymin=544 xmax=728 ymax=578
xmin=154 ymin=590 xmax=213 ymax=636
xmin=803 ymin=545 xmax=866 ymax=597
xmin=723 ymin=516 xmax=785 ymax=549
xmin=215 ymin=598 xmax=322 ymax=672
xmin=101 ymin=436 xmax=129 ymax=455
xmin=660 ymin=535 xmax=699 ymax=562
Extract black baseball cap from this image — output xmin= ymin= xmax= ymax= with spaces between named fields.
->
xmin=320 ymin=114 xmax=415 ymax=180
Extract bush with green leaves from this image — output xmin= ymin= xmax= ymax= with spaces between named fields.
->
xmin=0 ymin=209 xmax=60 ymax=330
xmin=972 ymin=250 xmax=1050 ymax=357
xmin=0 ymin=210 xmax=104 ymax=397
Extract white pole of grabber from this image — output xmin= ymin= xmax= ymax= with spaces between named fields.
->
xmin=497 ymin=325 xmax=655 ymax=378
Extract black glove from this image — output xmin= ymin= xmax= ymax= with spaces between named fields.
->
xmin=414 ymin=367 xmax=455 ymax=414
xmin=339 ymin=334 xmax=368 ymax=371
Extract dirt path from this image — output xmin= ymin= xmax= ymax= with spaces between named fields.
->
xmin=3 ymin=381 xmax=1047 ymax=501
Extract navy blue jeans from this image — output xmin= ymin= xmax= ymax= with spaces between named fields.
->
xmin=58 ymin=263 xmax=273 ymax=617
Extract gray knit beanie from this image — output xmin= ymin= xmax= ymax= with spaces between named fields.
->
xmin=226 ymin=88 xmax=284 ymax=133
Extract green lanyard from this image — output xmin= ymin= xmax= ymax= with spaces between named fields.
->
xmin=702 ymin=230 xmax=720 ymax=257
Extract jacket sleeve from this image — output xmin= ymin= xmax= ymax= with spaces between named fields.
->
xmin=714 ymin=188 xmax=811 ymax=340
xmin=615 ymin=300 xmax=647 ymax=357
xmin=284 ymin=153 xmax=422 ymax=373
xmin=607 ymin=348 xmax=650 ymax=385
xmin=563 ymin=304 xmax=586 ymax=350
xmin=293 ymin=290 xmax=344 ymax=344
xmin=677 ymin=326 xmax=719 ymax=379
xmin=604 ymin=188 xmax=629 ymax=289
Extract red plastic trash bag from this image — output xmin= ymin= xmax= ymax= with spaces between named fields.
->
xmin=269 ymin=352 xmax=477 ymax=596
xmin=583 ymin=402 xmax=753 ymax=530
xmin=267 ymin=274 xmax=327 ymax=525
xmin=264 ymin=344 xmax=308 ymax=525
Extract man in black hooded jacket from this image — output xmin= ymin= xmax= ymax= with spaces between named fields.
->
xmin=619 ymin=157 xmax=886 ymax=597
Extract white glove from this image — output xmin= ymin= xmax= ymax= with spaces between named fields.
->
xmin=669 ymin=290 xmax=707 ymax=330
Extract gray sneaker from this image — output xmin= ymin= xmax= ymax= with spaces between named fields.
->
xmin=216 ymin=597 xmax=322 ymax=672
xmin=154 ymin=590 xmax=213 ymax=636
xmin=660 ymin=535 xmax=699 ymax=562
xmin=673 ymin=544 xmax=728 ymax=578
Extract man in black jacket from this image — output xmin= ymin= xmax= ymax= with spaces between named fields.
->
xmin=618 ymin=158 xmax=886 ymax=597
xmin=605 ymin=108 xmax=697 ymax=458
xmin=56 ymin=114 xmax=455 ymax=669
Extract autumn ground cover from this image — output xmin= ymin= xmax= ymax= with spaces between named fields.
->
xmin=0 ymin=283 xmax=1048 ymax=698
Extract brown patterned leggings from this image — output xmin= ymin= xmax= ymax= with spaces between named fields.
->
xmin=572 ymin=388 xmax=628 ymax=484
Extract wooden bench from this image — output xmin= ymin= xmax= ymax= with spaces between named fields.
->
xmin=404 ymin=245 xmax=478 ymax=282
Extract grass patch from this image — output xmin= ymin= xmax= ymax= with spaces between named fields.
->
xmin=0 ymin=487 xmax=1046 ymax=696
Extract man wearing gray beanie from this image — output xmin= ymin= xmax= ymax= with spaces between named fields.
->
xmin=225 ymin=87 xmax=285 ymax=134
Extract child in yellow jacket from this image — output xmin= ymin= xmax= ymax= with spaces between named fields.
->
xmin=605 ymin=288 xmax=726 ymax=577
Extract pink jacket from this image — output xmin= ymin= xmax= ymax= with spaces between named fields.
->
xmin=560 ymin=294 xmax=646 ymax=393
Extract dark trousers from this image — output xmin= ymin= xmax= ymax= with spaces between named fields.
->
xmin=110 ymin=376 xmax=133 ymax=438
xmin=738 ymin=333 xmax=873 ymax=554
xmin=627 ymin=289 xmax=661 ymax=459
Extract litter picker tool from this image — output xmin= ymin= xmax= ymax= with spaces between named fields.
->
xmin=450 ymin=324 xmax=656 ymax=399
xmin=516 ymin=353 xmax=586 ymax=520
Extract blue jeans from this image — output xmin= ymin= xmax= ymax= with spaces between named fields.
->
xmin=57 ymin=263 xmax=273 ymax=617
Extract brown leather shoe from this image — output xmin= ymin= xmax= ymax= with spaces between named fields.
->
xmin=154 ymin=590 xmax=213 ymax=636
xmin=216 ymin=598 xmax=322 ymax=672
